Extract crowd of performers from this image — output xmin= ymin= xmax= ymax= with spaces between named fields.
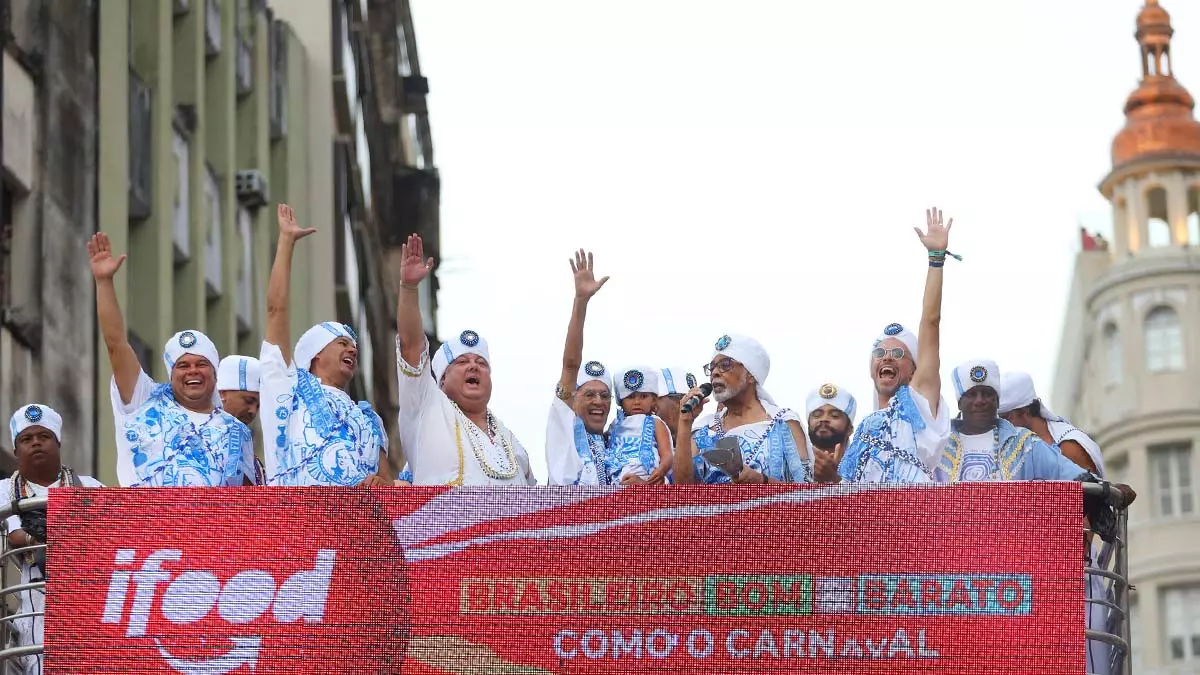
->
xmin=0 ymin=206 xmax=1133 ymax=673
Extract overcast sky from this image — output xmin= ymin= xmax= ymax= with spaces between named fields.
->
xmin=410 ymin=0 xmax=1200 ymax=482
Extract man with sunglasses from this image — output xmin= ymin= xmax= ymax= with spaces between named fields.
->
xmin=546 ymin=250 xmax=615 ymax=485
xmin=672 ymin=334 xmax=811 ymax=484
xmin=838 ymin=207 xmax=955 ymax=483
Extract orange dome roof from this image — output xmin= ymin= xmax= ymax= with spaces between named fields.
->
xmin=1111 ymin=0 xmax=1200 ymax=168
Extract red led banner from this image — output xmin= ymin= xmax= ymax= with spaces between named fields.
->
xmin=46 ymin=484 xmax=1087 ymax=674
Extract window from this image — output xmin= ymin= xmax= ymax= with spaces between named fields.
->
xmin=1163 ymin=585 xmax=1200 ymax=663
xmin=204 ymin=166 xmax=222 ymax=299
xmin=1147 ymin=187 xmax=1171 ymax=248
xmin=235 ymin=206 xmax=252 ymax=333
xmin=1151 ymin=443 xmax=1194 ymax=517
xmin=1130 ymin=597 xmax=1142 ymax=673
xmin=1145 ymin=306 xmax=1184 ymax=372
xmin=405 ymin=113 xmax=425 ymax=169
xmin=1103 ymin=323 xmax=1122 ymax=385
xmin=172 ymin=129 xmax=190 ymax=262
xmin=397 ymin=26 xmax=412 ymax=77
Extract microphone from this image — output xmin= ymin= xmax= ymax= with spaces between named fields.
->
xmin=680 ymin=383 xmax=713 ymax=414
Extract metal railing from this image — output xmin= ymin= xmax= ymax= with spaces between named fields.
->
xmin=1083 ymin=481 xmax=1132 ymax=675
xmin=0 ymin=495 xmax=47 ymax=671
xmin=0 ymin=488 xmax=1132 ymax=673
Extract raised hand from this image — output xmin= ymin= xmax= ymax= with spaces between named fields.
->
xmin=277 ymin=203 xmax=317 ymax=241
xmin=813 ymin=442 xmax=845 ymax=483
xmin=913 ymin=206 xmax=953 ymax=252
xmin=400 ymin=233 xmax=435 ymax=287
xmin=569 ymin=249 xmax=609 ymax=300
xmin=88 ymin=233 xmax=127 ymax=280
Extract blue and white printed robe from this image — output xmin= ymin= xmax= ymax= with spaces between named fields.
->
xmin=690 ymin=404 xmax=809 ymax=484
xmin=839 ymin=385 xmax=948 ymax=484
xmin=260 ymin=341 xmax=388 ymax=486
xmin=111 ymin=371 xmax=254 ymax=487
xmin=937 ymin=418 xmax=1090 ymax=482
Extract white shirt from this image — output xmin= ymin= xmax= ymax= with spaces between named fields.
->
xmin=1 ymin=474 xmax=104 ymax=674
xmin=110 ymin=371 xmax=254 ymax=487
xmin=545 ymin=397 xmax=605 ymax=486
xmin=396 ymin=338 xmax=535 ymax=486
xmin=259 ymin=341 xmax=388 ymax=486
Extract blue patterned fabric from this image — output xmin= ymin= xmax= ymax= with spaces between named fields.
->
xmin=839 ymin=385 xmax=936 ymax=484
xmin=691 ymin=407 xmax=809 ymax=484
xmin=938 ymin=418 xmax=1090 ymax=482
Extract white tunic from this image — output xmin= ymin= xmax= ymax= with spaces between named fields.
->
xmin=259 ymin=341 xmax=388 ymax=486
xmin=396 ymin=338 xmax=535 ymax=486
xmin=110 ymin=372 xmax=254 ymax=487
xmin=545 ymin=397 xmax=606 ymax=486
xmin=1 ymin=475 xmax=104 ymax=675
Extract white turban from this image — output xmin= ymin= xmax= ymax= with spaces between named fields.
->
xmin=658 ymin=367 xmax=699 ymax=396
xmin=294 ymin=322 xmax=358 ymax=372
xmin=10 ymin=404 xmax=63 ymax=447
xmin=951 ymin=360 xmax=1001 ymax=400
xmin=217 ymin=356 xmax=261 ymax=392
xmin=163 ymin=330 xmax=220 ymax=373
xmin=805 ymin=383 xmax=858 ymax=423
xmin=998 ymin=370 xmax=1062 ymax=418
xmin=873 ymin=322 xmax=919 ymax=364
xmin=712 ymin=334 xmax=774 ymax=405
xmin=615 ymin=366 xmax=662 ymax=401
xmin=577 ymin=360 xmax=612 ymax=390
xmin=432 ymin=329 xmax=491 ymax=383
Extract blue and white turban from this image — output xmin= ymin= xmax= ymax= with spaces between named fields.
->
xmin=163 ymin=330 xmax=220 ymax=372
xmin=874 ymin=322 xmax=919 ymax=364
xmin=295 ymin=322 xmax=358 ymax=372
xmin=805 ymin=383 xmax=858 ymax=423
xmin=10 ymin=404 xmax=64 ymax=446
xmin=432 ymin=329 xmax=491 ymax=383
xmin=658 ymin=367 xmax=699 ymax=396
xmin=952 ymin=360 xmax=1001 ymax=400
xmin=577 ymin=360 xmax=611 ymax=390
xmin=615 ymin=366 xmax=661 ymax=402
xmin=217 ymin=356 xmax=261 ymax=392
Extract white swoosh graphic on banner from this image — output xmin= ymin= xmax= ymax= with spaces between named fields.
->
xmin=156 ymin=636 xmax=261 ymax=674
xmin=401 ymin=483 xmax=906 ymax=563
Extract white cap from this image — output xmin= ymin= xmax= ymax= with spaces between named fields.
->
xmin=805 ymin=383 xmax=858 ymax=423
xmin=951 ymin=360 xmax=1001 ymax=400
xmin=217 ymin=356 xmax=261 ymax=392
xmin=615 ymin=366 xmax=661 ymax=401
xmin=10 ymin=404 xmax=63 ymax=447
xmin=163 ymin=329 xmax=220 ymax=372
xmin=577 ymin=360 xmax=612 ymax=390
xmin=712 ymin=333 xmax=773 ymax=405
xmin=874 ymin=322 xmax=919 ymax=364
xmin=658 ymin=367 xmax=698 ymax=396
xmin=294 ymin=322 xmax=358 ymax=372
xmin=432 ymin=329 xmax=491 ymax=383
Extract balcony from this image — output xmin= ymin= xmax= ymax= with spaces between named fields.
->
xmin=203 ymin=166 xmax=222 ymax=299
xmin=268 ymin=20 xmax=287 ymax=139
xmin=235 ymin=206 xmax=253 ymax=334
xmin=171 ymin=128 xmax=190 ymax=263
xmin=383 ymin=166 xmax=439 ymax=247
xmin=174 ymin=0 xmax=190 ymax=16
xmin=128 ymin=68 xmax=152 ymax=221
xmin=205 ymin=0 xmax=221 ymax=58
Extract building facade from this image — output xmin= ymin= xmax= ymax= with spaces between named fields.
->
xmin=1 ymin=0 xmax=437 ymax=482
xmin=1052 ymin=1 xmax=1200 ymax=672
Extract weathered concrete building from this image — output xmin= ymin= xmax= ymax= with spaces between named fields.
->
xmin=1 ymin=0 xmax=100 ymax=476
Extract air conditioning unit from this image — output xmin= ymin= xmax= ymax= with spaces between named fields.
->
xmin=235 ymin=170 xmax=269 ymax=209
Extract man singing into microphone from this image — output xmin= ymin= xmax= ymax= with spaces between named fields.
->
xmin=672 ymin=334 xmax=812 ymax=484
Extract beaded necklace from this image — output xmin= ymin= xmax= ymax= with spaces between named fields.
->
xmin=712 ymin=409 xmax=779 ymax=470
xmin=452 ymin=403 xmax=519 ymax=480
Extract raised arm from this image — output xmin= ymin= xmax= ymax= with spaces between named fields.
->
xmin=397 ymin=234 xmax=436 ymax=368
xmin=265 ymin=204 xmax=317 ymax=362
xmin=909 ymin=207 xmax=952 ymax=418
xmin=89 ymin=233 xmax=140 ymax=404
xmin=557 ymin=249 xmax=609 ymax=397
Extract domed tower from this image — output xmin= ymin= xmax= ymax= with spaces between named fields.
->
xmin=1054 ymin=2 xmax=1200 ymax=670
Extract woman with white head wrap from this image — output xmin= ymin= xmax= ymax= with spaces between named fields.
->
xmin=546 ymin=250 xmax=616 ymax=486
xmin=997 ymin=371 xmax=1104 ymax=477
xmin=672 ymin=334 xmax=812 ymax=485
xmin=89 ymin=233 xmax=254 ymax=487
xmin=259 ymin=204 xmax=391 ymax=487
xmin=839 ymin=207 xmax=957 ymax=484
xmin=395 ymin=233 xmax=535 ymax=485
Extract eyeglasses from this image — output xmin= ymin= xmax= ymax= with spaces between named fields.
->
xmin=871 ymin=347 xmax=907 ymax=360
xmin=579 ymin=390 xmax=612 ymax=402
xmin=703 ymin=357 xmax=736 ymax=377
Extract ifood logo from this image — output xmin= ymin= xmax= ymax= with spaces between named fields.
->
xmin=101 ymin=548 xmax=336 ymax=674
